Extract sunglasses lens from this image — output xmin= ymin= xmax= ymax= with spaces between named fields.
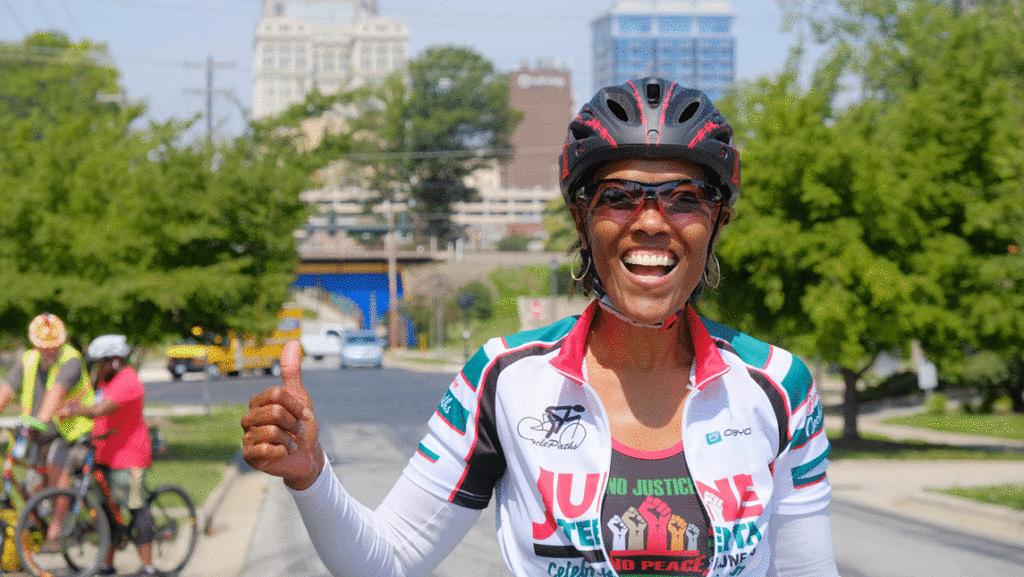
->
xmin=593 ymin=182 xmax=642 ymax=214
xmin=661 ymin=183 xmax=714 ymax=216
xmin=588 ymin=180 xmax=718 ymax=222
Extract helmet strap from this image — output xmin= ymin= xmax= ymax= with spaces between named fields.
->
xmin=597 ymin=294 xmax=680 ymax=331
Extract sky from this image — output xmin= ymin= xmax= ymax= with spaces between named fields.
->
xmin=1 ymin=0 xmax=819 ymax=141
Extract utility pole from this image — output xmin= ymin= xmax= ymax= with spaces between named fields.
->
xmin=385 ymin=200 xmax=400 ymax=349
xmin=184 ymin=56 xmax=236 ymax=143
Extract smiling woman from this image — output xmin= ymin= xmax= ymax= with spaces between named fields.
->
xmin=242 ymin=77 xmax=839 ymax=577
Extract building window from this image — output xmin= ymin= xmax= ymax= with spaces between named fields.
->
xmin=658 ymin=16 xmax=691 ymax=34
xmin=360 ymin=45 xmax=372 ymax=71
xmin=296 ymin=47 xmax=307 ymax=71
xmin=697 ymin=16 xmax=731 ymax=34
xmin=279 ymin=45 xmax=292 ymax=70
xmin=323 ymin=49 xmax=336 ymax=74
xmin=392 ymin=45 xmax=405 ymax=68
xmin=263 ymin=44 xmax=275 ymax=69
xmin=617 ymin=15 xmax=652 ymax=34
xmin=377 ymin=45 xmax=388 ymax=71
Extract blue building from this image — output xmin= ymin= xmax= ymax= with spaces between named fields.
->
xmin=592 ymin=1 xmax=736 ymax=101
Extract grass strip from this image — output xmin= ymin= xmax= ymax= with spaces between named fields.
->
xmin=936 ymin=485 xmax=1024 ymax=512
xmin=147 ymin=404 xmax=247 ymax=506
xmin=826 ymin=429 xmax=1024 ymax=460
xmin=882 ymin=413 xmax=1024 ymax=442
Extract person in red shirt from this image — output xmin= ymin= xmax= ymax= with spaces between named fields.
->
xmin=60 ymin=334 xmax=156 ymax=577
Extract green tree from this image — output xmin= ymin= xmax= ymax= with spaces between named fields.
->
xmin=357 ymin=46 xmax=521 ymax=242
xmin=709 ymin=1 xmax=1024 ymax=439
xmin=821 ymin=0 xmax=1024 ymax=412
xmin=0 ymin=33 xmax=310 ymax=346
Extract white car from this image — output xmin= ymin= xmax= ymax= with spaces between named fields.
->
xmin=299 ymin=324 xmax=349 ymax=360
xmin=340 ymin=330 xmax=384 ymax=369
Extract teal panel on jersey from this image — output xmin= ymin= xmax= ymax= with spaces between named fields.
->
xmin=780 ymin=356 xmax=813 ymax=412
xmin=462 ymin=348 xmax=490 ymax=391
xmin=417 ymin=442 xmax=440 ymax=462
xmin=791 ymin=448 xmax=829 ymax=488
xmin=502 ymin=316 xmax=577 ymax=350
xmin=790 ymin=401 xmax=824 ymax=449
xmin=701 ymin=317 xmax=771 ymax=368
xmin=437 ymin=390 xmax=469 ymax=434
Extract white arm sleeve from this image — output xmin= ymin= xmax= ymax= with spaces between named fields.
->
xmin=768 ymin=509 xmax=840 ymax=577
xmin=288 ymin=455 xmax=482 ymax=577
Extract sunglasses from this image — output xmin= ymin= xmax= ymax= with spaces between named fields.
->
xmin=582 ymin=179 xmax=723 ymax=224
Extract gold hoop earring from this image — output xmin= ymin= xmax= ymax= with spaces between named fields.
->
xmin=703 ymin=252 xmax=721 ymax=290
xmin=571 ymin=248 xmax=589 ymax=282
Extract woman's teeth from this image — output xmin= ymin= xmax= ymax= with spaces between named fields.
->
xmin=623 ymin=253 xmax=677 ymax=267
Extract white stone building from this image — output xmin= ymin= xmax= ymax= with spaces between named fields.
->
xmin=253 ymin=0 xmax=409 ymax=119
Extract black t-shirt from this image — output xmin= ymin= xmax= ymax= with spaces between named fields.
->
xmin=601 ymin=441 xmax=713 ymax=576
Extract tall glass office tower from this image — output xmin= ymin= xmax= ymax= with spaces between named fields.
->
xmin=592 ymin=1 xmax=735 ymax=101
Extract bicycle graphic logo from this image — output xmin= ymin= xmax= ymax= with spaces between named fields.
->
xmin=517 ymin=405 xmax=588 ymax=450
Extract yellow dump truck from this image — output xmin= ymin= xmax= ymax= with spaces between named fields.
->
xmin=167 ymin=309 xmax=302 ymax=379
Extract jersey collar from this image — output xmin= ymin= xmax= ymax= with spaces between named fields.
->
xmin=549 ymin=299 xmax=730 ymax=390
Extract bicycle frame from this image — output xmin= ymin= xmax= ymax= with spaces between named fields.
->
xmin=1 ymin=427 xmax=48 ymax=508
xmin=60 ymin=445 xmax=129 ymax=548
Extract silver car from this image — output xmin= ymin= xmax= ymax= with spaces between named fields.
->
xmin=340 ymin=330 xmax=383 ymax=369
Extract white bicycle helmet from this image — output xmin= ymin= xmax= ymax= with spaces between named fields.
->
xmin=87 ymin=334 xmax=130 ymax=360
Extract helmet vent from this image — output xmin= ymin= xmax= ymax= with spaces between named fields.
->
xmin=570 ymin=126 xmax=589 ymax=141
xmin=606 ymin=98 xmax=630 ymax=122
xmin=646 ymin=83 xmax=661 ymax=105
xmin=678 ymin=101 xmax=700 ymax=123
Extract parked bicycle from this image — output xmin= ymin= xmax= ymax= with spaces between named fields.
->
xmin=1 ymin=417 xmax=50 ymax=508
xmin=0 ymin=417 xmax=51 ymax=571
xmin=14 ymin=431 xmax=198 ymax=577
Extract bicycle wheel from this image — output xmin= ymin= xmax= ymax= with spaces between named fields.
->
xmin=147 ymin=485 xmax=198 ymax=574
xmin=15 ymin=486 xmax=111 ymax=577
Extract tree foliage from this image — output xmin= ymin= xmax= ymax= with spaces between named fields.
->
xmin=0 ymin=33 xmax=310 ymax=346
xmin=356 ymin=46 xmax=521 ymax=241
xmin=707 ymin=0 xmax=1024 ymax=436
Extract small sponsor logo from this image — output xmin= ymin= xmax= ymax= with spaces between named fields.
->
xmin=724 ymin=428 xmax=752 ymax=437
xmin=708 ymin=428 xmax=752 ymax=445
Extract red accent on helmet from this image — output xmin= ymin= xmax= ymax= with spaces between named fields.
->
xmin=558 ymin=77 xmax=741 ymax=208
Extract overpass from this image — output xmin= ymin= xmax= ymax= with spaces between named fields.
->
xmin=293 ymin=247 xmax=441 ymax=344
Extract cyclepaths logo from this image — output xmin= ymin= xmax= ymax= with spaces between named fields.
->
xmin=518 ymin=405 xmax=588 ymax=450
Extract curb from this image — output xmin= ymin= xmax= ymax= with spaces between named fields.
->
xmin=905 ymin=488 xmax=1024 ymax=528
xmin=199 ymin=451 xmax=244 ymax=535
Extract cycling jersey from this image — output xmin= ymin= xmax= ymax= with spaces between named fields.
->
xmin=401 ymin=300 xmax=831 ymax=577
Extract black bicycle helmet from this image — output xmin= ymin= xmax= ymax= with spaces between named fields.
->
xmin=559 ymin=77 xmax=740 ymax=207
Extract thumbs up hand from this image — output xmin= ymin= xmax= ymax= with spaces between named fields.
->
xmin=241 ymin=340 xmax=324 ymax=490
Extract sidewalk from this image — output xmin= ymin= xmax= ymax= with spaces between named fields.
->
xmin=825 ymin=410 xmax=1024 ymax=549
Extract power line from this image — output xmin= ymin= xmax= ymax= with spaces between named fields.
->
xmin=71 ymin=0 xmax=257 ymax=16
xmin=32 ymin=0 xmax=59 ymax=30
xmin=56 ymin=0 xmax=85 ymax=38
xmin=184 ymin=55 xmax=236 ymax=142
xmin=2 ymin=0 xmax=28 ymax=35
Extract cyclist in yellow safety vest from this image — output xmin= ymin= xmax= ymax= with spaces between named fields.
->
xmin=0 ymin=313 xmax=94 ymax=496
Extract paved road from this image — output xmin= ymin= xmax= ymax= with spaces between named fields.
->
xmin=832 ymin=500 xmax=1024 ymax=577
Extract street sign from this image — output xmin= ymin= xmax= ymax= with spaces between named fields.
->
xmin=527 ymin=299 xmax=545 ymax=319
